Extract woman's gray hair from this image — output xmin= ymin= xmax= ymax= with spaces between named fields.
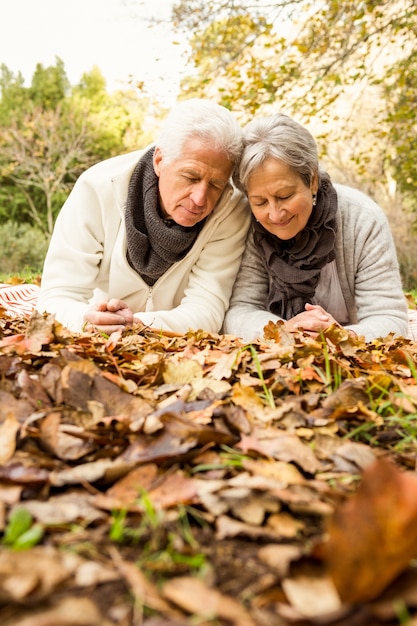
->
xmin=234 ymin=113 xmax=319 ymax=191
xmin=155 ymin=98 xmax=243 ymax=171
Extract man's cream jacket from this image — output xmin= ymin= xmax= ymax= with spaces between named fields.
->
xmin=38 ymin=148 xmax=251 ymax=333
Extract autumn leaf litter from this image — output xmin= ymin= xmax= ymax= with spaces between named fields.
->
xmin=1 ymin=310 xmax=417 ymax=625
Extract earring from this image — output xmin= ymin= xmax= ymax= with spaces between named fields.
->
xmin=312 ymin=194 xmax=317 ymax=206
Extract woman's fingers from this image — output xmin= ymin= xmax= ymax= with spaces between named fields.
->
xmin=288 ymin=307 xmax=339 ymax=333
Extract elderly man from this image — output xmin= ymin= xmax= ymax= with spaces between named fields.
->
xmin=37 ymin=99 xmax=250 ymax=334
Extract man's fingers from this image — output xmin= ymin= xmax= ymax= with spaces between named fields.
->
xmin=84 ymin=323 xmax=126 ymax=334
xmin=107 ymin=298 xmax=129 ymax=312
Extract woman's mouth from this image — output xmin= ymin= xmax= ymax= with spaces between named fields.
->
xmin=273 ymin=215 xmax=293 ymax=227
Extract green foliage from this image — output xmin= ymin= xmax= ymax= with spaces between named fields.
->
xmin=0 ymin=59 xmax=159 ymax=236
xmin=0 ymin=221 xmax=48 ymax=274
xmin=398 ymin=248 xmax=417 ymax=292
xmin=2 ymin=507 xmax=44 ymax=550
xmin=174 ymin=0 xmax=416 ymax=119
xmin=0 ymin=106 xmax=83 ymax=235
xmin=383 ymin=49 xmax=417 ymax=209
xmin=172 ymin=0 xmax=417 ymax=217
xmin=29 ymin=56 xmax=70 ymax=109
xmin=238 ymin=344 xmax=276 ymax=407
xmin=109 ymin=493 xmax=207 ymax=578
xmin=0 ymin=64 xmax=31 ymax=125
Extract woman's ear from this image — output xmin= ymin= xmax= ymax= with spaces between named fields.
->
xmin=153 ymin=147 xmax=162 ymax=177
xmin=311 ymin=172 xmax=319 ymax=196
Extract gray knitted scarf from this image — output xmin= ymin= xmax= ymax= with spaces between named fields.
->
xmin=253 ymin=172 xmax=338 ymax=319
xmin=125 ymin=147 xmax=204 ymax=286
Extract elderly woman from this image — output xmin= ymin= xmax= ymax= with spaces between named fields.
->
xmin=37 ymin=99 xmax=250 ymax=334
xmin=223 ymin=113 xmax=409 ymax=342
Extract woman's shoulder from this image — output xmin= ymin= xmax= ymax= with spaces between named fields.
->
xmin=334 ymin=183 xmax=388 ymax=223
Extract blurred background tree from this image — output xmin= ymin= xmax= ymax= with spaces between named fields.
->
xmin=0 ymin=0 xmax=416 ymax=288
xmin=170 ymin=0 xmax=417 ymax=288
xmin=0 ymin=57 xmax=164 ymax=277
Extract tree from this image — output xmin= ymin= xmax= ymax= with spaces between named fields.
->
xmin=29 ymin=57 xmax=70 ymax=109
xmin=0 ymin=104 xmax=95 ymax=236
xmin=382 ymin=49 xmax=417 ymax=207
xmin=71 ymin=67 xmax=156 ymax=160
xmin=169 ymin=0 xmax=417 ymax=287
xmin=172 ymin=1 xmax=415 ymax=115
xmin=171 ymin=0 xmax=417 ymax=204
xmin=0 ymin=60 xmax=159 ymax=235
xmin=0 ymin=64 xmax=31 ymax=125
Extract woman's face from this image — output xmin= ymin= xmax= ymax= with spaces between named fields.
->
xmin=247 ymin=157 xmax=318 ymax=240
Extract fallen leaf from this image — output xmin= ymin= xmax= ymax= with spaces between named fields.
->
xmin=282 ymin=572 xmax=343 ymax=618
xmin=324 ymin=458 xmax=417 ymax=603
xmin=0 ymin=414 xmax=20 ymax=464
xmin=162 ymin=576 xmax=256 ymax=625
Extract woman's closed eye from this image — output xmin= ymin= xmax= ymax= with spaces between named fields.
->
xmin=251 ymin=198 xmax=268 ymax=207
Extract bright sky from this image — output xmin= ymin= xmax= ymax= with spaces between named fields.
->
xmin=0 ymin=0 xmax=188 ymax=104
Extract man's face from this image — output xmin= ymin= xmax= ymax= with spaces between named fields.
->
xmin=153 ymin=138 xmax=233 ymax=227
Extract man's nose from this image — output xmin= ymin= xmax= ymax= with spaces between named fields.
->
xmin=190 ymin=182 xmax=208 ymax=206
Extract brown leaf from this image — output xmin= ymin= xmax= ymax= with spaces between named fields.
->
xmin=216 ymin=514 xmax=293 ymax=542
xmin=20 ymin=491 xmax=106 ymax=525
xmin=39 ymin=412 xmax=96 ymax=460
xmin=0 ymin=414 xmax=20 ymax=464
xmin=0 ymin=390 xmax=37 ymax=424
xmin=324 ymin=458 xmax=417 ymax=604
xmin=162 ymin=576 xmax=256 ymax=625
xmin=2 ymin=596 xmax=114 ymax=626
xmin=50 ymin=458 xmax=133 ymax=487
xmin=243 ymin=458 xmax=306 ymax=485
xmin=105 ymin=464 xmax=159 ymax=504
xmin=266 ymin=511 xmax=305 ymax=538
xmin=110 ymin=546 xmax=178 ymax=616
xmin=313 ymin=378 xmax=371 ymax=421
xmin=0 ymin=546 xmax=78 ymax=600
xmin=122 ymin=412 xmax=236 ymax=464
xmin=0 ymin=463 xmax=49 ymax=487
xmin=147 ymin=472 xmax=198 ymax=509
xmin=24 ymin=311 xmax=56 ymax=351
xmin=238 ymin=429 xmax=321 ymax=474
xmin=258 ymin=543 xmax=302 ymax=578
xmin=331 ymin=440 xmax=377 ymax=472
xmin=282 ymin=572 xmax=343 ymax=619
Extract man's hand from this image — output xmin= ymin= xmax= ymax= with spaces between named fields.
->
xmin=83 ymin=298 xmax=134 ymax=334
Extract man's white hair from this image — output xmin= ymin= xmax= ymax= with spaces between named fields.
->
xmin=155 ymin=98 xmax=243 ymax=171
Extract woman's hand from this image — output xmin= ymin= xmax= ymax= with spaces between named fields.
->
xmin=83 ymin=298 xmax=134 ymax=334
xmin=285 ymin=303 xmax=339 ymax=336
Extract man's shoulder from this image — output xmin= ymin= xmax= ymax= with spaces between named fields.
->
xmin=81 ymin=146 xmax=152 ymax=181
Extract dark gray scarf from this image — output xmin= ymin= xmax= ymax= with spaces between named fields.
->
xmin=254 ymin=172 xmax=338 ymax=319
xmin=124 ymin=147 xmax=204 ymax=286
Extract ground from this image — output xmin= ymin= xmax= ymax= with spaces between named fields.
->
xmin=1 ymin=310 xmax=417 ymax=626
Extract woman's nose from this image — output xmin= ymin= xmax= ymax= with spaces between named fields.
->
xmin=268 ymin=201 xmax=286 ymax=219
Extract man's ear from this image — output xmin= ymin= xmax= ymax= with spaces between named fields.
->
xmin=153 ymin=147 xmax=162 ymax=176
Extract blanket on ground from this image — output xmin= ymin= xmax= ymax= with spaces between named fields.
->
xmin=1 ymin=283 xmax=417 ymax=341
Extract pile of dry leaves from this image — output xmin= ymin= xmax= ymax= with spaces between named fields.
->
xmin=1 ymin=309 xmax=417 ymax=626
